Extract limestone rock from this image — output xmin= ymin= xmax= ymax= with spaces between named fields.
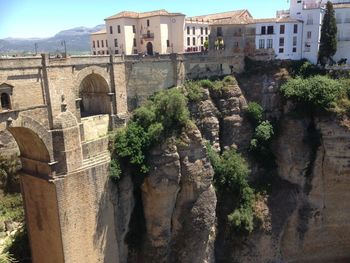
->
xmin=140 ymin=128 xmax=216 ymax=263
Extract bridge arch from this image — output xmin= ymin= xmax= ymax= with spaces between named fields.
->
xmin=74 ymin=66 xmax=112 ymax=118
xmin=3 ymin=123 xmax=64 ymax=263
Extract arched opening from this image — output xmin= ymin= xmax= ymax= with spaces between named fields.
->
xmin=0 ymin=127 xmax=63 ymax=262
xmin=146 ymin=42 xmax=153 ymax=55
xmin=79 ymin=73 xmax=111 ymax=117
xmin=1 ymin=92 xmax=11 ymax=110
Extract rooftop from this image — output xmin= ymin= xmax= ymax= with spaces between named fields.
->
xmin=187 ymin=9 xmax=252 ymax=22
xmin=105 ymin=9 xmax=185 ymax=20
xmin=253 ymin=17 xmax=301 ymax=24
xmin=90 ymin=29 xmax=107 ymax=35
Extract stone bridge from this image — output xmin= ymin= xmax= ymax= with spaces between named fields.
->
xmin=0 ymin=53 xmax=243 ymax=262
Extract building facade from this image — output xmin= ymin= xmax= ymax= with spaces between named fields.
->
xmin=209 ymin=17 xmax=256 ymax=56
xmin=184 ymin=19 xmax=210 ymax=52
xmin=254 ymin=18 xmax=303 ymax=60
xmin=103 ymin=10 xmax=185 ymax=55
xmin=278 ymin=0 xmax=350 ymax=63
xmin=90 ymin=29 xmax=108 ymax=55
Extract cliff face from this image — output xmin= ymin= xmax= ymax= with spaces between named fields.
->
xmin=113 ymin=72 xmax=350 ymax=263
xmin=141 ymin=128 xmax=217 ymax=263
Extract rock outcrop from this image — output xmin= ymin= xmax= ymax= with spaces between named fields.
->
xmin=140 ymin=128 xmax=216 ymax=263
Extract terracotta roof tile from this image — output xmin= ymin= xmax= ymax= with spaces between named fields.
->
xmin=188 ymin=9 xmax=252 ymax=21
xmin=105 ymin=9 xmax=185 ymax=20
xmin=90 ymin=29 xmax=107 ymax=35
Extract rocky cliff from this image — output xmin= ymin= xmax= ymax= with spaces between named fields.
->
xmin=114 ymin=71 xmax=350 ymax=263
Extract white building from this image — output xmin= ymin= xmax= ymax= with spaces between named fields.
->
xmin=90 ymin=29 xmax=108 ymax=55
xmin=254 ymin=18 xmax=303 ymax=60
xmin=278 ymin=0 xmax=350 ymax=63
xmin=183 ymin=10 xmax=252 ymax=53
xmin=184 ymin=19 xmax=210 ymax=52
xmin=103 ymin=10 xmax=185 ymax=55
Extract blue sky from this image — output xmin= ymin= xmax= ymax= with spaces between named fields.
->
xmin=0 ymin=0 xmax=290 ymax=38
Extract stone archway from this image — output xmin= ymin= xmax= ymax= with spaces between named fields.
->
xmin=147 ymin=42 xmax=153 ymax=55
xmin=5 ymin=126 xmax=65 ymax=263
xmin=79 ymin=73 xmax=111 ymax=117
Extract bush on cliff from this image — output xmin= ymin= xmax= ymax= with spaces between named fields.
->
xmin=206 ymin=145 xmax=255 ymax=233
xmin=280 ymin=75 xmax=344 ymax=111
xmin=246 ymin=102 xmax=263 ymax=125
xmin=110 ymin=88 xmax=190 ymax=179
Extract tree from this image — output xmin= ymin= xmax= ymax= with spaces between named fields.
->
xmin=318 ymin=1 xmax=337 ymax=65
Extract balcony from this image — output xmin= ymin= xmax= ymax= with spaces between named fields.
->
xmin=142 ymin=33 xmax=154 ymax=40
xmin=276 ymin=9 xmax=290 ymax=18
xmin=303 ymin=3 xmax=321 ymax=9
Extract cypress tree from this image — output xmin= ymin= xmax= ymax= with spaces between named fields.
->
xmin=318 ymin=1 xmax=337 ymax=65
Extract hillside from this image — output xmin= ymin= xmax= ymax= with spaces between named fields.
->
xmin=0 ymin=25 xmax=104 ymax=55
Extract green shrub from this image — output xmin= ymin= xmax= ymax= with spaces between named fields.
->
xmin=223 ymin=75 xmax=237 ymax=85
xmin=0 ymin=155 xmax=20 ymax=193
xmin=297 ymin=61 xmax=322 ymax=78
xmin=0 ymin=251 xmax=17 ymax=263
xmin=280 ymin=75 xmax=344 ymax=110
xmin=5 ymin=225 xmax=31 ymax=263
xmin=246 ymin=102 xmax=263 ymax=125
xmin=109 ymin=159 xmax=122 ymax=183
xmin=199 ymin=79 xmax=214 ymax=90
xmin=184 ymin=81 xmax=205 ymax=102
xmin=111 ymin=88 xmax=190 ymax=178
xmin=206 ymin=144 xmax=255 ymax=233
xmin=0 ymin=194 xmax=24 ymax=223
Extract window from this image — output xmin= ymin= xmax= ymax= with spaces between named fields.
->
xmin=297 ymin=0 xmax=301 ymax=3
xmin=293 ymin=47 xmax=297 ymax=53
xmin=267 ymin=26 xmax=274 ymax=34
xmin=205 ymin=27 xmax=208 ymax=35
xmin=201 ymin=27 xmax=203 ymax=35
xmin=133 ymin=49 xmax=138 ymax=54
xmin=307 ymin=14 xmax=313 ymax=25
xmin=305 ymin=43 xmax=311 ymax=52
xmin=200 ymin=37 xmax=203 ymax=45
xmin=114 ymin=39 xmax=118 ymax=47
xmin=279 ymin=37 xmax=284 ymax=46
xmin=110 ymin=26 xmax=113 ymax=34
xmin=293 ymin=36 xmax=297 ymax=46
xmin=187 ymin=26 xmax=190 ymax=34
xmin=93 ymin=41 xmax=95 ymax=48
xmin=133 ymin=38 xmax=136 ymax=47
xmin=133 ymin=25 xmax=136 ymax=33
xmin=118 ymin=25 xmax=121 ymax=33
xmin=97 ymin=40 xmax=100 ymax=48
xmin=217 ymin=27 xmax=223 ymax=37
xmin=261 ymin=26 xmax=266 ymax=35
xmin=93 ymin=51 xmax=96 ymax=55
xmin=280 ymin=25 xmax=285 ymax=34
xmin=259 ymin=39 xmax=265 ymax=49
xmin=106 ymin=40 xmax=108 ymax=47
xmin=101 ymin=41 xmax=104 ymax=48
xmin=115 ymin=50 xmax=119 ymax=54
xmin=279 ymin=48 xmax=284 ymax=53
xmin=167 ymin=40 xmax=170 ymax=47
xmin=107 ymin=50 xmax=109 ymax=55
xmin=267 ymin=39 xmax=273 ymax=48
xmin=193 ymin=37 xmax=196 ymax=45
xmin=147 ymin=19 xmax=150 ymax=27
xmin=1 ymin=93 xmax=11 ymax=110
xmin=102 ymin=51 xmax=104 ymax=55
xmin=294 ymin=24 xmax=298 ymax=34
xmin=187 ymin=37 xmax=190 ymax=46
xmin=307 ymin=31 xmax=312 ymax=39
xmin=205 ymin=36 xmax=208 ymax=41
xmin=192 ymin=27 xmax=195 ymax=34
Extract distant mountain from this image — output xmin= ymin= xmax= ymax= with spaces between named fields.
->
xmin=0 ymin=25 xmax=105 ymax=55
